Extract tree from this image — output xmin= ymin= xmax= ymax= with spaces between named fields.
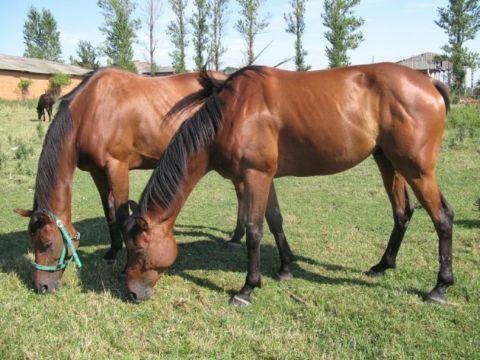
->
xmin=167 ymin=0 xmax=189 ymax=73
xmin=210 ymin=0 xmax=229 ymax=71
xmin=235 ymin=0 xmax=269 ymax=65
xmin=465 ymin=51 xmax=480 ymax=92
xmin=435 ymin=0 xmax=480 ymax=94
xmin=284 ymin=0 xmax=310 ymax=71
xmin=191 ymin=0 xmax=210 ymax=71
xmin=71 ymin=41 xmax=100 ymax=69
xmin=321 ymin=0 xmax=364 ymax=68
xmin=142 ymin=0 xmax=162 ymax=76
xmin=23 ymin=6 xmax=62 ymax=62
xmin=98 ymin=0 xmax=141 ymax=72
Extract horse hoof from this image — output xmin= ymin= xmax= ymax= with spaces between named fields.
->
xmin=365 ymin=263 xmax=389 ymax=277
xmin=276 ymin=271 xmax=293 ymax=281
xmin=103 ymin=249 xmax=119 ymax=263
xmin=227 ymin=241 xmax=242 ymax=252
xmin=424 ymin=290 xmax=447 ymax=305
xmin=229 ymin=294 xmax=251 ymax=307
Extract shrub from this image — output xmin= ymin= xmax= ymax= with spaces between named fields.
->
xmin=17 ymin=78 xmax=33 ymax=100
xmin=50 ymin=73 xmax=71 ymax=96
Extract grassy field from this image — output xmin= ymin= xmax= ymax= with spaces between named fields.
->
xmin=0 ymin=100 xmax=479 ymax=359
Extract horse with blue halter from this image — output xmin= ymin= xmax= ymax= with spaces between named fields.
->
xmin=123 ymin=63 xmax=453 ymax=306
xmin=16 ymin=68 xmax=276 ymax=293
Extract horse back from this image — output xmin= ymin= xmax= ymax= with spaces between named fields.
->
xmin=214 ymin=63 xmax=448 ymax=177
xmin=69 ymin=68 xmax=226 ymax=170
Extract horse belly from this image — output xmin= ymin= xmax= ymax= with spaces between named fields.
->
xmin=275 ymin=130 xmax=375 ymax=177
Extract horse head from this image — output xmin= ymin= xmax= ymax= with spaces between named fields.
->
xmin=14 ymin=208 xmax=80 ymax=294
xmin=122 ymin=201 xmax=178 ymax=303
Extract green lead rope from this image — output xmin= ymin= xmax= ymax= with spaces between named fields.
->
xmin=32 ymin=212 xmax=82 ymax=272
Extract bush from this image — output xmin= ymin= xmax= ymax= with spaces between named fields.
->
xmin=17 ymin=78 xmax=33 ymax=100
xmin=50 ymin=73 xmax=71 ymax=96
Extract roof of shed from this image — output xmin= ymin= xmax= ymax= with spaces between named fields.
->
xmin=396 ymin=52 xmax=452 ymax=72
xmin=133 ymin=61 xmax=175 ymax=75
xmin=0 ymin=54 xmax=90 ymax=76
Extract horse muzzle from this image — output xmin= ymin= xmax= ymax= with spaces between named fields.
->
xmin=128 ymin=282 xmax=153 ymax=303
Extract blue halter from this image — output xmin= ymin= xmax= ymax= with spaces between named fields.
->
xmin=32 ymin=212 xmax=82 ymax=272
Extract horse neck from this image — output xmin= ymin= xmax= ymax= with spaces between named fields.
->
xmin=35 ymin=127 xmax=78 ymax=228
xmin=146 ymin=149 xmax=210 ymax=229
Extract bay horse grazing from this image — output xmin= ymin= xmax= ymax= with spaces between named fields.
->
xmin=124 ymin=63 xmax=453 ymax=306
xmin=14 ymin=68 xmax=254 ymax=294
xmin=37 ymin=92 xmax=55 ymax=121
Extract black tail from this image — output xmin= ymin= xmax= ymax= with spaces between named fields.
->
xmin=139 ymin=66 xmax=266 ymax=212
xmin=434 ymin=80 xmax=450 ymax=113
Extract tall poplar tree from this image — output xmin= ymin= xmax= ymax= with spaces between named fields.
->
xmin=23 ymin=6 xmax=62 ymax=62
xmin=235 ymin=0 xmax=269 ymax=64
xmin=210 ymin=0 xmax=229 ymax=71
xmin=168 ymin=0 xmax=189 ymax=73
xmin=191 ymin=0 xmax=210 ymax=71
xmin=71 ymin=41 xmax=100 ymax=69
xmin=142 ymin=0 xmax=162 ymax=76
xmin=98 ymin=0 xmax=140 ymax=72
xmin=321 ymin=0 xmax=364 ymax=68
xmin=284 ymin=0 xmax=310 ymax=71
xmin=435 ymin=0 xmax=480 ymax=94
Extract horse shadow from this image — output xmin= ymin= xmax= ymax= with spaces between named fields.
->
xmin=1 ymin=216 xmax=410 ymax=302
xmin=455 ymin=218 xmax=480 ymax=229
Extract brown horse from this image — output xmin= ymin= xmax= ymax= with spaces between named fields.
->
xmin=14 ymin=68 xmax=265 ymax=293
xmin=37 ymin=92 xmax=55 ymax=121
xmin=124 ymin=63 xmax=453 ymax=306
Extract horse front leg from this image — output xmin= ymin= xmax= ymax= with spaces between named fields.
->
xmin=90 ymin=161 xmax=129 ymax=263
xmin=90 ymin=170 xmax=124 ymax=263
xmin=228 ymin=180 xmax=245 ymax=250
xmin=265 ymin=182 xmax=295 ymax=280
xmin=230 ymin=170 xmax=273 ymax=306
xmin=104 ymin=161 xmax=130 ymax=261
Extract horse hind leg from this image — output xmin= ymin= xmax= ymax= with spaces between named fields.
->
xmin=414 ymin=183 xmax=454 ymax=304
xmin=392 ymin=162 xmax=453 ymax=303
xmin=367 ymin=150 xmax=414 ymax=276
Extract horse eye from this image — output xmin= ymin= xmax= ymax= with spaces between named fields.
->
xmin=135 ymin=248 xmax=145 ymax=257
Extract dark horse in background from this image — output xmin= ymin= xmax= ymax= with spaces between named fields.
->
xmin=37 ymin=92 xmax=55 ymax=121
xmin=123 ymin=63 xmax=454 ymax=306
xmin=15 ymin=68 xmax=249 ymax=293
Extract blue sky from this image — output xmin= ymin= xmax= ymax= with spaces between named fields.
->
xmin=0 ymin=0 xmax=479 ymax=72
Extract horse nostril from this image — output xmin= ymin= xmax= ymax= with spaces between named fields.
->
xmin=39 ymin=284 xmax=48 ymax=294
xmin=129 ymin=292 xmax=139 ymax=303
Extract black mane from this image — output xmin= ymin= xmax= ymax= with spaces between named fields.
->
xmin=139 ymin=65 xmax=266 ymax=213
xmin=33 ymin=69 xmax=99 ymax=211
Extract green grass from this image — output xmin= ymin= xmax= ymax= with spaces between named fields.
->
xmin=0 ymin=103 xmax=479 ymax=359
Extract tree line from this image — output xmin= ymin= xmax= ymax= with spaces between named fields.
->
xmin=23 ymin=0 xmax=480 ymax=95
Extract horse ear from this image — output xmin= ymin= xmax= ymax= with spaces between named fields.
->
xmin=135 ymin=216 xmax=149 ymax=231
xmin=128 ymin=200 xmax=139 ymax=214
xmin=31 ymin=211 xmax=52 ymax=226
xmin=14 ymin=208 xmax=33 ymax=218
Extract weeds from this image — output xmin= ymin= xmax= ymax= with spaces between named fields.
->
xmin=36 ymin=123 xmax=45 ymax=141
xmin=13 ymin=142 xmax=34 ymax=160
